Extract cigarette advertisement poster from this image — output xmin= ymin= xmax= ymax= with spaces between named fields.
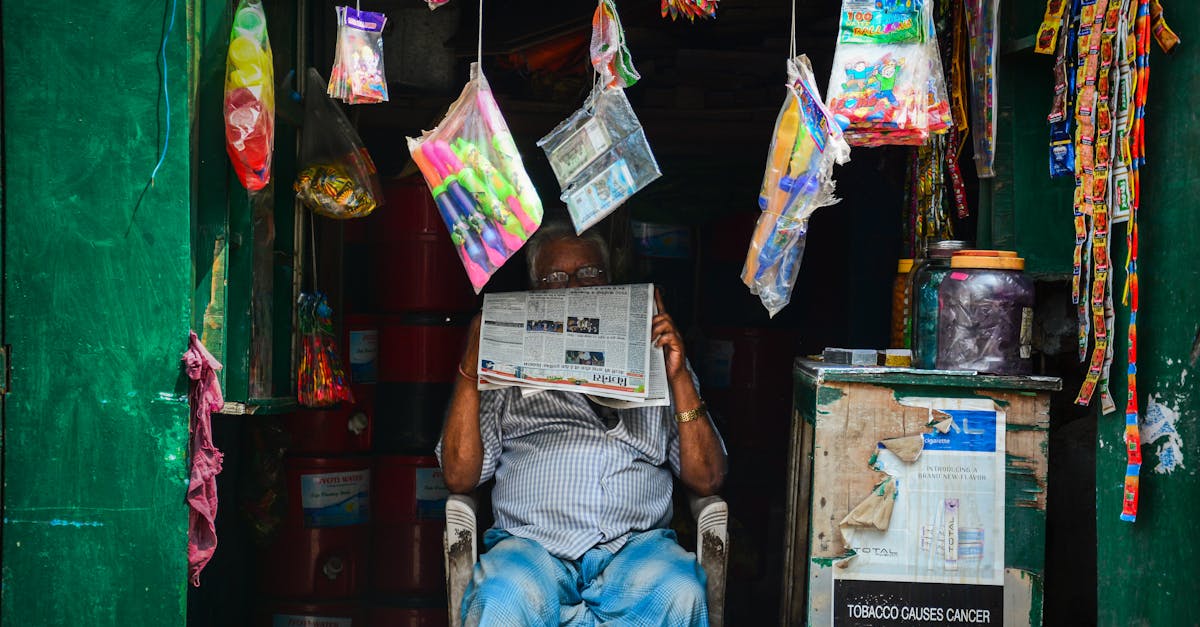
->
xmin=833 ymin=403 xmax=1006 ymax=626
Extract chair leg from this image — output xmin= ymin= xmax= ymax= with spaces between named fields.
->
xmin=693 ymin=496 xmax=729 ymax=627
xmin=444 ymin=495 xmax=478 ymax=627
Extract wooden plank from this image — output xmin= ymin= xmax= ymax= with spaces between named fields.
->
xmin=1 ymin=1 xmax=194 ymax=624
xmin=796 ymin=359 xmax=1063 ymax=392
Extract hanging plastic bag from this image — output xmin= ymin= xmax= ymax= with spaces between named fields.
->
xmin=964 ymin=0 xmax=999 ymax=177
xmin=297 ymin=292 xmax=354 ymax=407
xmin=406 ymin=63 xmax=544 ymax=293
xmin=224 ymin=0 xmax=275 ymax=192
xmin=743 ymin=55 xmax=851 ymax=317
xmin=295 ymin=68 xmax=383 ymax=219
xmin=538 ymin=86 xmax=661 ymax=234
xmin=592 ymin=0 xmax=640 ymax=89
xmin=826 ymin=0 xmax=951 ymax=147
xmin=328 ymin=6 xmax=389 ymax=104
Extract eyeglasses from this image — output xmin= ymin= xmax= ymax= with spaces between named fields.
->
xmin=538 ymin=265 xmax=607 ymax=287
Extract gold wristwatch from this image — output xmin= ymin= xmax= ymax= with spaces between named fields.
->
xmin=675 ymin=402 xmax=707 ymax=424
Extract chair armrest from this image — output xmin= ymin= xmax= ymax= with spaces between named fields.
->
xmin=688 ymin=494 xmax=729 ymax=627
xmin=444 ymin=495 xmax=477 ymax=627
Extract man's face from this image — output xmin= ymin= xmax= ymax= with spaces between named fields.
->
xmin=533 ymin=237 xmax=609 ymax=290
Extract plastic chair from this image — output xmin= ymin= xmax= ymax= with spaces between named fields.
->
xmin=444 ymin=493 xmax=730 ymax=627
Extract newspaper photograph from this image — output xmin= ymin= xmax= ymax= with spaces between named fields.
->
xmin=476 ymin=283 xmax=669 ymax=405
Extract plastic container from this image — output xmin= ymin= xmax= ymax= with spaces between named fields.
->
xmin=371 ymin=456 xmax=448 ymax=596
xmin=256 ymin=526 xmax=369 ymax=599
xmin=373 ymin=177 xmax=477 ymax=313
xmin=367 ymin=600 xmax=449 ymax=627
xmin=282 ymin=394 xmax=373 ymax=455
xmin=257 ymin=600 xmax=365 ymax=626
xmin=890 ymin=259 xmax=914 ymax=349
xmin=935 ymin=252 xmax=1035 ymax=375
xmin=910 ymin=240 xmax=972 ymax=369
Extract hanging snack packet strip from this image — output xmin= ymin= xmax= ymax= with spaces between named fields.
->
xmin=592 ymin=0 xmax=641 ymax=89
xmin=295 ymin=68 xmax=384 ymax=219
xmin=224 ymin=0 xmax=275 ymax=192
xmin=406 ymin=64 xmax=544 ymax=293
xmin=826 ymin=0 xmax=951 ymax=147
xmin=297 ymin=292 xmax=354 ymax=407
xmin=328 ymin=6 xmax=388 ymax=105
xmin=743 ymin=55 xmax=851 ymax=317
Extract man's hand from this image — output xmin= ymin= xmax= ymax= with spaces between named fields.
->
xmin=652 ymin=288 xmax=688 ymax=383
xmin=461 ymin=312 xmax=482 ymax=376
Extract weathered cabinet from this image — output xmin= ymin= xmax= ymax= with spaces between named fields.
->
xmin=782 ymin=360 xmax=1060 ymax=626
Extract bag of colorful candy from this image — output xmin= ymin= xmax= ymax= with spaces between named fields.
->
xmin=295 ymin=68 xmax=383 ymax=219
xmin=406 ymin=63 xmax=544 ymax=293
xmin=825 ymin=0 xmax=951 ymax=146
xmin=327 ymin=6 xmax=388 ymax=104
xmin=297 ymin=292 xmax=354 ymax=407
xmin=743 ymin=55 xmax=850 ymax=317
xmin=224 ymin=0 xmax=275 ymax=192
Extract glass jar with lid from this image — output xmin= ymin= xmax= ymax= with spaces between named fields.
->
xmin=909 ymin=240 xmax=971 ymax=369
xmin=935 ymin=252 xmax=1035 ymax=375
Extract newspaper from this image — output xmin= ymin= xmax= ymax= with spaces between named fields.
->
xmin=476 ymin=283 xmax=670 ymax=407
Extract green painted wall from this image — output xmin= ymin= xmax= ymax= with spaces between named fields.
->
xmin=1097 ymin=4 xmax=1200 ymax=624
xmin=1 ymin=1 xmax=194 ymax=625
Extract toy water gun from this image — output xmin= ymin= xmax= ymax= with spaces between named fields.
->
xmin=476 ymin=89 xmax=544 ymax=225
xmin=743 ymin=94 xmax=801 ymax=282
xmin=451 ymin=138 xmax=539 ymax=235
xmin=428 ymin=140 xmax=528 ymax=251
xmin=224 ymin=0 xmax=275 ymax=192
xmin=411 ymin=145 xmax=493 ymax=287
xmin=420 ymin=143 xmax=512 ymax=267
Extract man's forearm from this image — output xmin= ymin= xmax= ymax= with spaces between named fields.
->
xmin=671 ymin=374 xmax=727 ymax=496
xmin=441 ymin=373 xmax=485 ymax=493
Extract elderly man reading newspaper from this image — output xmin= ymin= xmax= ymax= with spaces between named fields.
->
xmin=437 ymin=219 xmax=727 ymax=626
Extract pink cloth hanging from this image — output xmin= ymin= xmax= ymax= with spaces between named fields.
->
xmin=183 ymin=331 xmax=224 ymax=586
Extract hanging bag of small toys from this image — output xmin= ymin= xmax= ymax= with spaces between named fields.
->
xmin=743 ymin=54 xmax=851 ymax=317
xmin=224 ymin=0 xmax=275 ymax=192
xmin=297 ymin=292 xmax=354 ymax=408
xmin=406 ymin=65 xmax=544 ymax=293
xmin=328 ymin=5 xmax=388 ymax=104
xmin=537 ymin=0 xmax=661 ymax=234
xmin=295 ymin=68 xmax=384 ymax=219
xmin=825 ymin=0 xmax=951 ymax=146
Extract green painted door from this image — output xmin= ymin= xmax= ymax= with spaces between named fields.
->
xmin=1097 ymin=2 xmax=1200 ymax=623
xmin=1 ymin=1 xmax=194 ymax=625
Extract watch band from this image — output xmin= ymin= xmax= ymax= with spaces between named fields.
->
xmin=675 ymin=402 xmax=706 ymax=424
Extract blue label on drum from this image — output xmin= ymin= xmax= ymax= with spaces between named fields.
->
xmin=301 ymin=470 xmax=371 ymax=527
xmin=415 ymin=467 xmax=449 ymax=519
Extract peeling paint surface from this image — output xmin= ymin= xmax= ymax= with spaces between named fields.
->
xmin=1143 ymin=396 xmax=1186 ymax=475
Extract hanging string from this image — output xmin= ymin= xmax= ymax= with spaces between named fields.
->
xmin=789 ymin=0 xmax=797 ymax=60
xmin=309 ymin=210 xmax=319 ymax=293
xmin=478 ymin=0 xmax=484 ymax=67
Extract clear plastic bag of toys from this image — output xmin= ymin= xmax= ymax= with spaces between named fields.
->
xmin=426 ymin=0 xmax=452 ymax=9
xmin=224 ymin=0 xmax=275 ymax=192
xmin=743 ymin=55 xmax=850 ymax=317
xmin=295 ymin=68 xmax=384 ymax=219
xmin=297 ymin=292 xmax=354 ymax=407
xmin=406 ymin=63 xmax=544 ymax=293
xmin=826 ymin=0 xmax=951 ymax=146
xmin=328 ymin=6 xmax=388 ymax=104
xmin=537 ymin=85 xmax=661 ymax=234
